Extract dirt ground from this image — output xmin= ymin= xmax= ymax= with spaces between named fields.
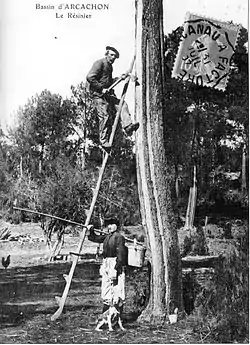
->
xmin=0 ymin=221 xmax=225 ymax=343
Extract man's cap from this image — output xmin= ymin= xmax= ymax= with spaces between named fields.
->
xmin=104 ymin=216 xmax=120 ymax=227
xmin=106 ymin=46 xmax=120 ymax=58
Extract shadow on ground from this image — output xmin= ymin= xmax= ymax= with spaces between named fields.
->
xmin=0 ymin=262 xmax=100 ymax=326
xmin=0 ymin=261 xmax=202 ymax=344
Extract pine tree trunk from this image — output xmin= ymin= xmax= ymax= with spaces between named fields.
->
xmin=242 ymin=144 xmax=246 ymax=192
xmin=20 ymin=156 xmax=23 ymax=177
xmin=134 ymin=0 xmax=183 ymax=324
xmin=184 ymin=166 xmax=197 ymax=229
xmin=48 ymin=235 xmax=64 ymax=262
xmin=39 ymin=143 xmax=44 ymax=174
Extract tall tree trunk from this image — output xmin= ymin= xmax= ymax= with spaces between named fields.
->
xmin=48 ymin=233 xmax=65 ymax=262
xmin=184 ymin=165 xmax=197 ymax=230
xmin=135 ymin=0 xmax=183 ymax=324
xmin=175 ymin=164 xmax=180 ymax=200
xmin=81 ymin=141 xmax=86 ymax=170
xmin=39 ymin=143 xmax=44 ymax=174
xmin=241 ymin=144 xmax=247 ymax=192
xmin=19 ymin=155 xmax=23 ymax=178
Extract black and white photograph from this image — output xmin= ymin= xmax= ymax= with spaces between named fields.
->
xmin=0 ymin=0 xmax=248 ymax=343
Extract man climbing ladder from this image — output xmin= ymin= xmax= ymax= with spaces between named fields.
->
xmin=50 ymin=53 xmax=137 ymax=321
xmin=87 ymin=46 xmax=139 ymax=153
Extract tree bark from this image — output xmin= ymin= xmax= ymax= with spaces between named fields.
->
xmin=48 ymin=233 xmax=64 ymax=262
xmin=38 ymin=143 xmax=44 ymax=174
xmin=20 ymin=155 xmax=23 ymax=177
xmin=135 ymin=0 xmax=183 ymax=324
xmin=241 ymin=144 xmax=247 ymax=192
xmin=184 ymin=165 xmax=197 ymax=230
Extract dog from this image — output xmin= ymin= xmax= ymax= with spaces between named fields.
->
xmin=95 ymin=304 xmax=125 ymax=332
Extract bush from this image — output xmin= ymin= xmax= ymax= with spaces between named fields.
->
xmin=96 ymin=165 xmax=141 ymax=226
xmin=37 ymin=167 xmax=92 ymax=224
xmin=5 ymin=157 xmax=94 ymax=230
xmin=126 ymin=265 xmax=150 ymax=315
xmin=181 ymin=226 xmax=208 ymax=257
xmin=0 ymin=169 xmax=12 ymax=216
xmin=193 ymin=237 xmax=249 ymax=343
xmin=224 ymin=189 xmax=249 ymax=208
xmin=6 ymin=176 xmax=41 ymax=223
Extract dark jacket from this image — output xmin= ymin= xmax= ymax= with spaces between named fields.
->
xmin=86 ymin=57 xmax=117 ymax=97
xmin=88 ymin=230 xmax=128 ymax=266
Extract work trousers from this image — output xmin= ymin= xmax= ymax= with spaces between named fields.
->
xmin=93 ymin=95 xmax=132 ymax=146
xmin=100 ymin=257 xmax=125 ymax=307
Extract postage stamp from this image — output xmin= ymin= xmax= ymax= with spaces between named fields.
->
xmin=172 ymin=12 xmax=242 ymax=91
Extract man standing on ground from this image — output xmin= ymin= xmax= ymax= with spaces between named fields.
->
xmin=87 ymin=217 xmax=128 ymax=316
xmin=86 ymin=46 xmax=139 ymax=153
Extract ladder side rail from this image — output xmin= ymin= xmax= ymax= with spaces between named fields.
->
xmin=108 ymin=55 xmax=136 ymax=146
xmin=51 ymin=153 xmax=109 ymax=321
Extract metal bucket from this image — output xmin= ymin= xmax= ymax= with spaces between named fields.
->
xmin=169 ymin=314 xmax=178 ymax=324
xmin=127 ymin=243 xmax=146 ymax=267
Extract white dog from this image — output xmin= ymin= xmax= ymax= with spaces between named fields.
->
xmin=95 ymin=305 xmax=125 ymax=332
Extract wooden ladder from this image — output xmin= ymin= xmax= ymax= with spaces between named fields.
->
xmin=51 ymin=56 xmax=135 ymax=321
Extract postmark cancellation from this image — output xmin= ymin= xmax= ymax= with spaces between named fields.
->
xmin=172 ymin=12 xmax=242 ymax=91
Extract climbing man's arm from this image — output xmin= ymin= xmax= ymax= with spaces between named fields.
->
xmin=86 ymin=60 xmax=104 ymax=93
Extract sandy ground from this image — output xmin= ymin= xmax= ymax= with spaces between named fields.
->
xmin=0 ymin=221 xmax=207 ymax=344
xmin=0 ymin=220 xmax=246 ymax=343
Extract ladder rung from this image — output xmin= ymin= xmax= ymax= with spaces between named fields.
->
xmin=52 ymin=254 xmax=70 ymax=261
xmin=69 ymin=252 xmax=83 ymax=257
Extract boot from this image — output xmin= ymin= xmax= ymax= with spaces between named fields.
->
xmin=124 ymin=122 xmax=140 ymax=136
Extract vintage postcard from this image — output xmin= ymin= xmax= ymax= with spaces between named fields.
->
xmin=0 ymin=0 xmax=248 ymax=344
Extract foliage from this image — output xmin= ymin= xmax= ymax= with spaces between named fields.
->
xmin=94 ymin=164 xmax=141 ymax=226
xmin=126 ymin=265 xmax=150 ymax=315
xmin=193 ymin=234 xmax=249 ymax=343
xmin=36 ymin=157 xmax=93 ymax=224
xmin=181 ymin=226 xmax=208 ymax=257
xmin=224 ymin=189 xmax=248 ymax=208
xmin=7 ymin=90 xmax=78 ymax=178
xmin=70 ymin=82 xmax=99 ymax=145
xmin=0 ymin=128 xmax=13 ymax=215
xmin=6 ymin=176 xmax=41 ymax=223
xmin=163 ymin=25 xmax=248 ymax=211
xmin=5 ymin=156 xmax=93 ymax=225
xmin=34 ymin=157 xmax=94 ymax=248
xmin=1 ymin=83 xmax=140 ymax=230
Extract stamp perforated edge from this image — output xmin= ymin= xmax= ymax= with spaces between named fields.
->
xmin=170 ymin=12 xmax=243 ymax=91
